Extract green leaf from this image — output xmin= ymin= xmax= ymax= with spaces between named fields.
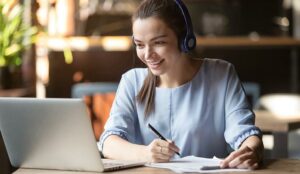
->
xmin=7 ymin=12 xmax=22 ymax=33
xmin=0 ymin=1 xmax=38 ymax=67
xmin=25 ymin=26 xmax=38 ymax=36
xmin=14 ymin=57 xmax=22 ymax=66
xmin=64 ymin=47 xmax=73 ymax=64
xmin=4 ymin=44 xmax=21 ymax=56
xmin=7 ymin=4 xmax=22 ymax=21
xmin=0 ymin=56 xmax=6 ymax=67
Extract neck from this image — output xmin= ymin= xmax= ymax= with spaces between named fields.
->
xmin=158 ymin=57 xmax=202 ymax=88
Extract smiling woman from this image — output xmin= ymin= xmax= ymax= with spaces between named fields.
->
xmin=99 ymin=0 xmax=263 ymax=170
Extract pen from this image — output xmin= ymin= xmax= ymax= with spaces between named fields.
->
xmin=148 ymin=123 xmax=181 ymax=156
xmin=200 ymin=165 xmax=221 ymax=170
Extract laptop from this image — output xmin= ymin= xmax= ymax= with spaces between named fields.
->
xmin=0 ymin=97 xmax=145 ymax=172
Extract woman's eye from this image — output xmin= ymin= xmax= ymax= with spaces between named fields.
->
xmin=136 ymin=43 xmax=144 ymax=49
xmin=155 ymin=41 xmax=165 ymax=45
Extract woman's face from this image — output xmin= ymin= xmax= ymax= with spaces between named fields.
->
xmin=133 ymin=17 xmax=182 ymax=76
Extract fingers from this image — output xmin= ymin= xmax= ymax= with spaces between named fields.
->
xmin=161 ymin=139 xmax=180 ymax=154
xmin=147 ymin=139 xmax=180 ymax=162
xmin=159 ymin=145 xmax=176 ymax=156
xmin=151 ymin=150 xmax=171 ymax=161
xmin=236 ymin=160 xmax=258 ymax=170
xmin=220 ymin=146 xmax=259 ymax=170
xmin=227 ymin=153 xmax=257 ymax=169
xmin=221 ymin=146 xmax=251 ymax=167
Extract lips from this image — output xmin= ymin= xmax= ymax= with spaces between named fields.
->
xmin=147 ymin=59 xmax=164 ymax=69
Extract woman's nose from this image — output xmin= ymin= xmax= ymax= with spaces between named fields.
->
xmin=144 ymin=46 xmax=154 ymax=60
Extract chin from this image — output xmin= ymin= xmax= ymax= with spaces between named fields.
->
xmin=149 ymin=68 xmax=164 ymax=76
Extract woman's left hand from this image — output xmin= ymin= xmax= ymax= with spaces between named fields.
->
xmin=220 ymin=145 xmax=260 ymax=170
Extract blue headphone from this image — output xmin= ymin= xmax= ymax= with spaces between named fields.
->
xmin=174 ymin=0 xmax=196 ymax=52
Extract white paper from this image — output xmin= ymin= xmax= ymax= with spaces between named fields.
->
xmin=146 ymin=156 xmax=250 ymax=173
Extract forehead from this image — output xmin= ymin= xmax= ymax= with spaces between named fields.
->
xmin=132 ymin=17 xmax=172 ymax=39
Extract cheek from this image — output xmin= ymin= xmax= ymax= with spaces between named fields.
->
xmin=136 ymin=50 xmax=146 ymax=62
xmin=167 ymin=44 xmax=181 ymax=54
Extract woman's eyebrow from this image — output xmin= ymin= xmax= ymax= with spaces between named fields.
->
xmin=150 ymin=35 xmax=167 ymax=41
xmin=134 ymin=34 xmax=167 ymax=42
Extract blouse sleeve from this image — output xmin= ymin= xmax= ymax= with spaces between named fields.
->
xmin=224 ymin=64 xmax=262 ymax=150
xmin=98 ymin=71 xmax=138 ymax=151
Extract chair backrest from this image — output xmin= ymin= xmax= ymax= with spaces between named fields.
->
xmin=72 ymin=82 xmax=119 ymax=98
xmin=71 ymin=82 xmax=118 ymax=140
xmin=242 ymin=82 xmax=261 ymax=109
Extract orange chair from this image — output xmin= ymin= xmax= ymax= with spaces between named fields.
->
xmin=72 ymin=82 xmax=118 ymax=140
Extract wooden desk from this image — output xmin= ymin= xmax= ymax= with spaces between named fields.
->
xmin=13 ymin=159 xmax=300 ymax=174
xmin=255 ymin=110 xmax=300 ymax=158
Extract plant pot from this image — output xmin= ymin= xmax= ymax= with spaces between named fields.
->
xmin=0 ymin=66 xmax=22 ymax=89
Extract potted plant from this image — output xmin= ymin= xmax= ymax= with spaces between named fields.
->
xmin=0 ymin=0 xmax=37 ymax=89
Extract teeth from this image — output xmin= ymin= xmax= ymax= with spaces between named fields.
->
xmin=147 ymin=60 xmax=162 ymax=65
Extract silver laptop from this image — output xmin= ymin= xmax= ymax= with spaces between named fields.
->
xmin=0 ymin=97 xmax=145 ymax=172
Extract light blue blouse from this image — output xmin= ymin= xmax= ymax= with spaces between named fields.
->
xmin=99 ymin=58 xmax=261 ymax=158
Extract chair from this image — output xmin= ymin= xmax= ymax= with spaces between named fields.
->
xmin=71 ymin=82 xmax=119 ymax=98
xmin=72 ymin=82 xmax=119 ymax=140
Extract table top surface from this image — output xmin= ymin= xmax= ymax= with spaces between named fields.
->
xmin=13 ymin=159 xmax=300 ymax=174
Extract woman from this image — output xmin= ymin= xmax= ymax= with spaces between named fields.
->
xmin=99 ymin=0 xmax=263 ymax=169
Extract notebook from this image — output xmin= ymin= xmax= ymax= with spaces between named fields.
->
xmin=0 ymin=97 xmax=145 ymax=172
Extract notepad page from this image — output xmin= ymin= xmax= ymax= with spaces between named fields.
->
xmin=146 ymin=156 xmax=250 ymax=173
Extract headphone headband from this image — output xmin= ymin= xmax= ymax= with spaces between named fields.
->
xmin=174 ymin=0 xmax=196 ymax=52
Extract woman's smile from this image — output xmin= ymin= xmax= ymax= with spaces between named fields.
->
xmin=146 ymin=59 xmax=165 ymax=69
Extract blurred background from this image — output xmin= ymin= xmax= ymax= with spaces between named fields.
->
xmin=0 ymin=0 xmax=297 ymax=98
xmin=1 ymin=0 xmax=298 ymax=97
xmin=1 ymin=0 xmax=300 ymax=172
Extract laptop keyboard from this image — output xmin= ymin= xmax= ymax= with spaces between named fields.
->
xmin=102 ymin=159 xmax=145 ymax=171
xmin=103 ymin=162 xmax=124 ymax=168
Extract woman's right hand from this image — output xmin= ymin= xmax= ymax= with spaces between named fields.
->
xmin=145 ymin=139 xmax=180 ymax=162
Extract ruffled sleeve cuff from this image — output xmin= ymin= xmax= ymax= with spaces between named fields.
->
xmin=97 ymin=130 xmax=128 ymax=152
xmin=231 ymin=128 xmax=262 ymax=150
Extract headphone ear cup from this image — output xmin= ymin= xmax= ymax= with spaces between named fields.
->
xmin=182 ymin=34 xmax=196 ymax=53
xmin=174 ymin=0 xmax=196 ymax=53
xmin=187 ymin=34 xmax=196 ymax=51
xmin=180 ymin=38 xmax=187 ymax=52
